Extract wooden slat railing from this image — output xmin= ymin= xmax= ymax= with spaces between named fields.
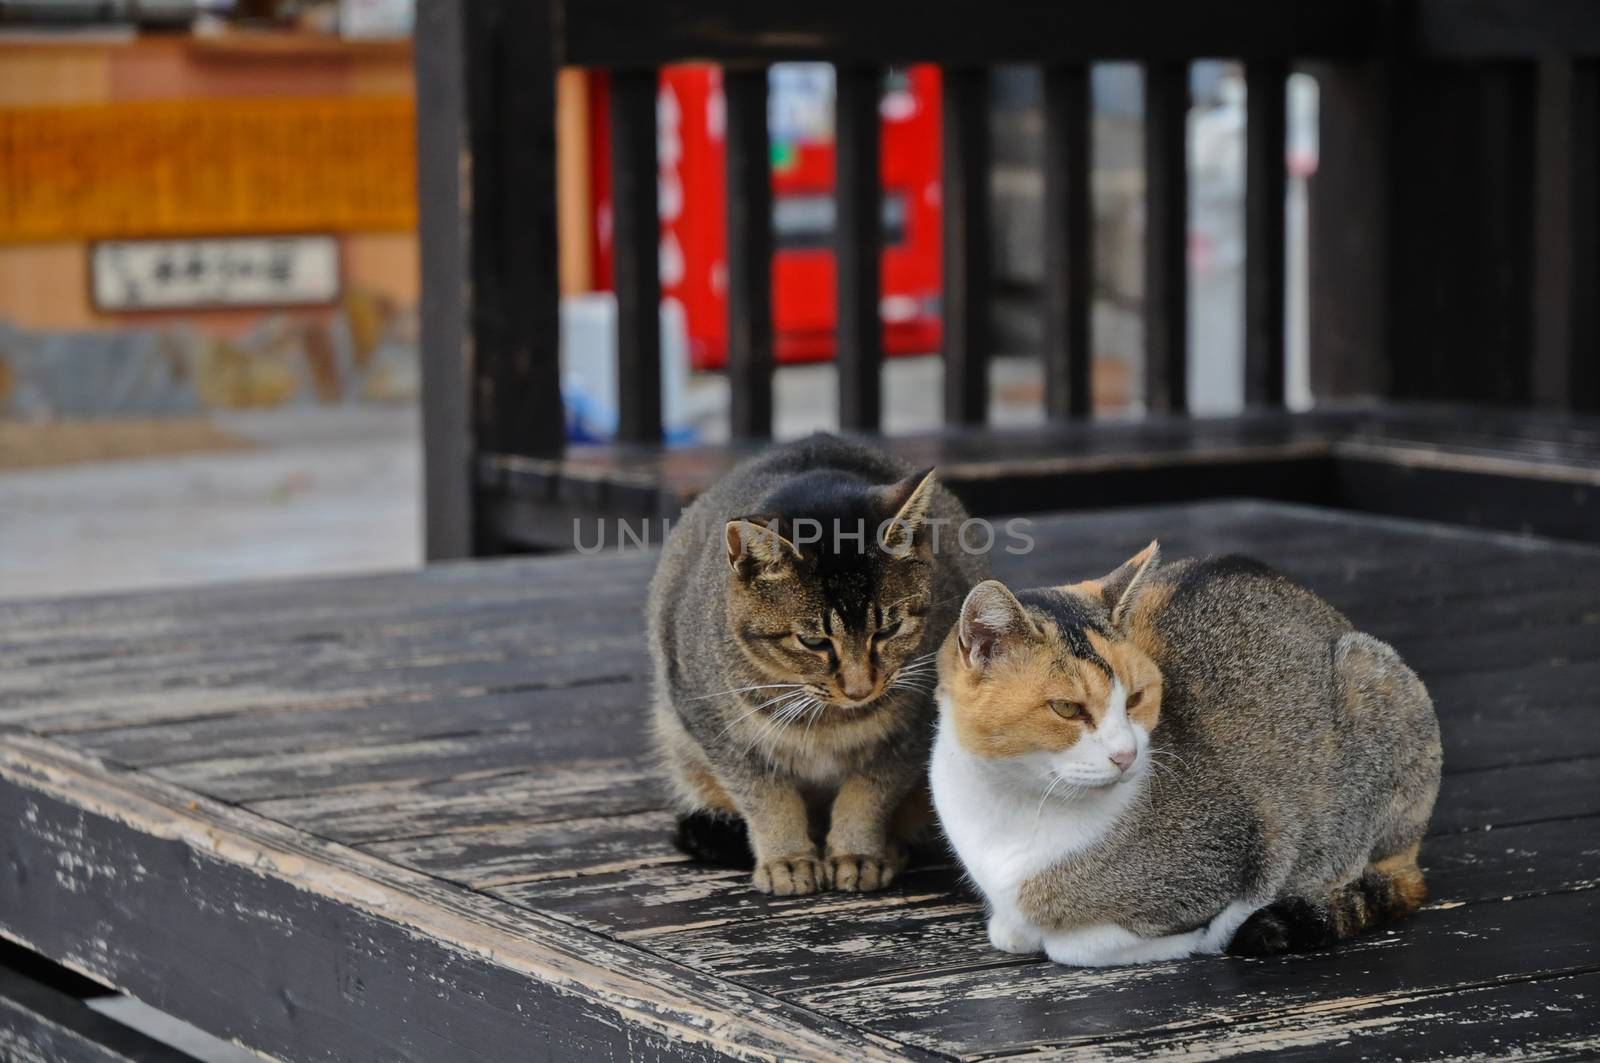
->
xmin=417 ymin=0 xmax=1600 ymax=557
xmin=1041 ymin=62 xmax=1092 ymax=421
xmin=1244 ymin=60 xmax=1289 ymax=408
xmin=834 ymin=66 xmax=885 ymax=433
xmin=609 ymin=69 xmax=663 ymax=446
xmin=724 ymin=69 xmax=775 ymax=440
xmin=940 ymin=67 xmax=993 ymax=426
xmin=1142 ymin=60 xmax=1190 ymax=415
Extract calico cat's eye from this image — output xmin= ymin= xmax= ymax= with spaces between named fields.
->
xmin=1050 ymin=700 xmax=1087 ymax=721
xmin=1127 ymin=689 xmax=1144 ymax=709
xmin=795 ymin=633 xmax=831 ymax=652
xmin=873 ymin=620 xmax=902 ymax=642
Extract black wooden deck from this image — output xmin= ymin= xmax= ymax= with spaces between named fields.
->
xmin=2 ymin=500 xmax=1597 ymax=1060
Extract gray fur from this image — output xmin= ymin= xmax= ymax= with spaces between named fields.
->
xmin=648 ymin=434 xmax=987 ymax=892
xmin=1016 ymin=554 xmax=1442 ymax=940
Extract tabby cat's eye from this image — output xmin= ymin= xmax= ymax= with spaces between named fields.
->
xmin=1050 ymin=700 xmax=1087 ymax=720
xmin=873 ymin=620 xmax=902 ymax=642
xmin=796 ymin=634 xmax=831 ymax=652
xmin=1127 ymin=689 xmax=1144 ymax=709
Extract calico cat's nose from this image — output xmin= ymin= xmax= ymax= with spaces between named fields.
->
xmin=1108 ymin=749 xmax=1137 ymax=772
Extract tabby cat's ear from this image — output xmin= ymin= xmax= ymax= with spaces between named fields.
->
xmin=958 ymin=580 xmax=1030 ymax=671
xmin=725 ymin=517 xmax=800 ymax=578
xmin=878 ymin=467 xmax=937 ymax=556
xmin=1095 ymin=540 xmax=1161 ymax=629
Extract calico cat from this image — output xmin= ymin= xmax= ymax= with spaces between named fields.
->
xmin=648 ymin=434 xmax=987 ymax=895
xmin=930 ymin=543 xmax=1441 ymax=965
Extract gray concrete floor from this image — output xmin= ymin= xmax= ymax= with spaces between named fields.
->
xmin=0 ymin=404 xmax=423 ymax=601
xmin=0 ymin=356 xmax=1053 ymax=602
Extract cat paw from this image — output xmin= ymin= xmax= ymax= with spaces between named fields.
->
xmin=987 ymin=915 xmax=1043 ymax=954
xmin=753 ymin=853 xmax=828 ymax=896
xmin=827 ymin=846 xmax=907 ymax=892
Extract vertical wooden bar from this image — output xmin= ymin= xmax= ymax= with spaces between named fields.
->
xmin=1143 ymin=60 xmax=1189 ymax=415
xmin=419 ymin=0 xmax=562 ymax=558
xmin=610 ymin=69 xmax=663 ymax=444
xmin=415 ymin=0 xmax=472 ymax=559
xmin=724 ymin=67 xmax=774 ymax=439
xmin=1244 ymin=60 xmax=1288 ymax=408
xmin=1533 ymin=57 xmax=1600 ymax=413
xmin=941 ymin=66 xmax=992 ymax=426
xmin=1306 ymin=60 xmax=1394 ymax=401
xmin=835 ymin=65 xmax=883 ymax=433
xmin=1041 ymin=62 xmax=1092 ymax=421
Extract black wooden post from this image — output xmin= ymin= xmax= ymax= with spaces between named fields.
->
xmin=1143 ymin=60 xmax=1189 ymax=415
xmin=1533 ymin=57 xmax=1599 ymax=413
xmin=1244 ymin=60 xmax=1288 ymax=408
xmin=1306 ymin=61 xmax=1394 ymax=402
xmin=1042 ymin=62 xmax=1092 ymax=421
xmin=416 ymin=0 xmax=562 ymax=558
xmin=724 ymin=67 xmax=775 ymax=439
xmin=836 ymin=66 xmax=883 ymax=433
xmin=941 ymin=66 xmax=992 ymax=426
xmin=610 ymin=69 xmax=664 ymax=445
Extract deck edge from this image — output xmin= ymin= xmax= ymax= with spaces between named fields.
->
xmin=0 ymin=732 xmax=928 ymax=1063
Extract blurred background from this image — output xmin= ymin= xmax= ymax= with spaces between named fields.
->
xmin=0 ymin=0 xmax=1318 ymax=601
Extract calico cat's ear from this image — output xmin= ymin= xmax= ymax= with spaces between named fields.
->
xmin=878 ymin=467 xmax=938 ymax=556
xmin=725 ymin=517 xmax=800 ymax=578
xmin=958 ymin=580 xmax=1030 ymax=670
xmin=1096 ymin=540 xmax=1161 ymax=629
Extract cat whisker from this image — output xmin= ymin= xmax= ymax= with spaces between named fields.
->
xmin=689 ymin=682 xmax=804 ymax=702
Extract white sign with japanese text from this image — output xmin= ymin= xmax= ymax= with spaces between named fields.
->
xmin=91 ymin=236 xmax=341 ymax=311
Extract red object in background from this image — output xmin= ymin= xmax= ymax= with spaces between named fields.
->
xmin=589 ymin=65 xmax=943 ymax=370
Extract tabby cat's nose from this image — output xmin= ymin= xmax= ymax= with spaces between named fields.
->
xmin=1109 ymin=749 xmax=1136 ymax=771
xmin=839 ymin=673 xmax=875 ymax=701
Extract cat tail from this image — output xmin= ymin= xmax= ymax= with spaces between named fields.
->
xmin=1227 ymin=849 xmax=1428 ymax=957
xmin=673 ymin=811 xmax=756 ymax=869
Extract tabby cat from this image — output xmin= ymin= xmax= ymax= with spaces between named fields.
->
xmin=648 ymin=434 xmax=987 ymax=895
xmin=931 ymin=543 xmax=1441 ymax=965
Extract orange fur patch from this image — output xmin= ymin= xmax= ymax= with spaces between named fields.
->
xmin=688 ymin=766 xmax=739 ymax=813
xmin=940 ymin=606 xmax=1165 ymax=760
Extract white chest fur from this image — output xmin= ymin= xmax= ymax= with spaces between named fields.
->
xmin=931 ymin=695 xmax=1141 ymax=921
xmin=930 ymin=692 xmax=1260 ymax=965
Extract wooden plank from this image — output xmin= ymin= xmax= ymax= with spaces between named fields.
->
xmin=1041 ymin=62 xmax=1093 ymax=421
xmin=635 ymin=814 xmax=1600 ymax=994
xmin=1304 ymin=61 xmax=1393 ymax=401
xmin=561 ymin=1 xmax=1379 ymax=66
xmin=249 ymin=759 xmax=660 ymax=846
xmin=1431 ymin=755 xmax=1600 ymax=836
xmin=0 ymin=638 xmax=652 ymax=734
xmin=0 ymin=554 xmax=658 ymax=660
xmin=723 ymin=66 xmax=774 ymax=440
xmin=463 ymin=0 xmax=564 ymax=482
xmin=148 ymin=711 xmax=652 ymax=804
xmin=610 ymin=68 xmax=664 ymax=445
xmin=63 ymin=682 xmax=646 ymax=768
xmin=941 ymin=66 xmax=992 ymax=426
xmin=1415 ymin=0 xmax=1600 ymax=58
xmin=496 ymin=864 xmax=963 ymax=939
xmin=1244 ymin=58 xmax=1289 ymax=408
xmin=432 ymin=758 xmax=1599 ymax=928
xmin=791 ymin=888 xmax=1600 ymax=1057
xmin=1143 ymin=59 xmax=1189 ymax=414
xmin=1532 ymin=57 xmax=1600 ymax=412
xmin=834 ymin=65 xmax=884 ymax=433
xmin=414 ymin=0 xmax=473 ymax=559
xmin=1076 ymin=970 xmax=1600 ymax=1061
xmin=0 ymin=735 xmax=926 ymax=1063
xmin=1388 ymin=63 xmax=1536 ymax=405
xmin=0 ymin=963 xmax=198 ymax=1063
xmin=366 ymin=811 xmax=685 ymax=888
